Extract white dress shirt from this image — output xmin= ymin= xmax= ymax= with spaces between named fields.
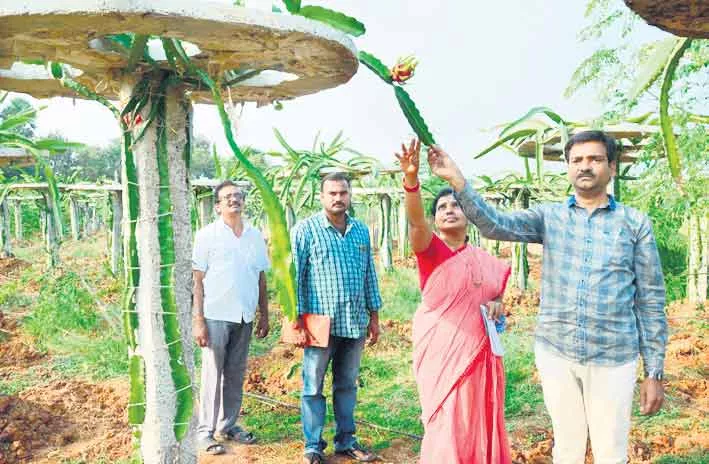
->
xmin=192 ymin=218 xmax=270 ymax=323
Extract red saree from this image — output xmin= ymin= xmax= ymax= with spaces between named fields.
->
xmin=413 ymin=245 xmax=511 ymax=464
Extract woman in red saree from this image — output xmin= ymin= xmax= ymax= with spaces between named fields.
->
xmin=396 ymin=139 xmax=512 ymax=464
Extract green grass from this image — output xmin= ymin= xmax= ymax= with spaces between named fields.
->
xmin=0 ymin=373 xmax=36 ymax=395
xmin=50 ymin=336 xmax=128 ymax=379
xmin=378 ymin=267 xmax=420 ymax=321
xmin=22 ymin=272 xmax=100 ymax=344
xmin=60 ymin=458 xmax=133 ymax=464
xmin=0 ymin=268 xmax=36 ymax=311
xmin=0 ymin=242 xmax=129 ymax=383
xmin=249 ymin=314 xmax=284 ymax=357
xmin=653 ymin=451 xmax=709 ymax=463
xmin=504 ymin=326 xmax=544 ymax=418
xmin=241 ymin=397 xmax=303 ymax=442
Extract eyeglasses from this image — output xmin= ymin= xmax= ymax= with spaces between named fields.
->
xmin=219 ymin=192 xmax=245 ymax=202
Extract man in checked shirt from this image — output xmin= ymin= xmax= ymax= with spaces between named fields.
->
xmin=291 ymin=172 xmax=382 ymax=464
xmin=424 ymin=130 xmax=667 ymax=464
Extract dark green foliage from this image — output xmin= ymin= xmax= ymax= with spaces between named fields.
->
xmin=23 ymin=272 xmax=99 ymax=342
xmin=282 ymin=0 xmax=300 ymax=13
xmin=358 ymin=51 xmax=393 ymax=84
xmin=394 ymin=86 xmax=435 ymax=146
xmin=659 ymin=38 xmax=692 ymax=184
xmin=0 ymin=97 xmax=36 ymax=138
xmin=653 ymin=452 xmax=709 ymax=464
xmin=297 ymin=6 xmax=365 ymax=36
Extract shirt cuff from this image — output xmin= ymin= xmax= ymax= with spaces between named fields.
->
xmin=643 ymin=360 xmax=664 ymax=378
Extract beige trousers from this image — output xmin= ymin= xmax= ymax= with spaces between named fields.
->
xmin=535 ymin=343 xmax=638 ymax=464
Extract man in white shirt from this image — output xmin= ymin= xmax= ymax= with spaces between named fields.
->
xmin=192 ymin=180 xmax=270 ymax=455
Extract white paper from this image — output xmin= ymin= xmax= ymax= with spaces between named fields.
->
xmin=480 ymin=305 xmax=505 ymax=357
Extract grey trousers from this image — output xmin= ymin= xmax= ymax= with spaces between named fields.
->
xmin=197 ymin=319 xmax=252 ymax=440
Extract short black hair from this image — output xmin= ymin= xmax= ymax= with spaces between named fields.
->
xmin=431 ymin=187 xmax=470 ymax=243
xmin=564 ymin=130 xmax=618 ymax=163
xmin=214 ymin=180 xmax=243 ymax=201
xmin=320 ymin=172 xmax=351 ymax=191
xmin=430 ymin=187 xmax=460 ymax=217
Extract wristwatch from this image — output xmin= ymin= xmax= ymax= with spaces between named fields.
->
xmin=646 ymin=369 xmax=664 ymax=381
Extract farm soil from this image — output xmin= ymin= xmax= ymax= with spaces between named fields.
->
xmin=1 ymin=250 xmax=707 ymax=463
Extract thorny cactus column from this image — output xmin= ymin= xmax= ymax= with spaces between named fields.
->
xmin=12 ymin=200 xmax=22 ymax=242
xmin=69 ymin=196 xmax=81 ymax=241
xmin=378 ymin=193 xmax=393 ymax=272
xmin=0 ymin=198 xmax=11 ymax=258
xmin=120 ymin=74 xmax=196 ymax=461
xmin=109 ymin=190 xmax=123 ymax=275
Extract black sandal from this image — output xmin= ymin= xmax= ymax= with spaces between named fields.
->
xmin=201 ymin=439 xmax=226 ymax=455
xmin=217 ymin=427 xmax=257 ymax=444
xmin=303 ymin=452 xmax=324 ymax=464
xmin=336 ymin=442 xmax=377 ymax=462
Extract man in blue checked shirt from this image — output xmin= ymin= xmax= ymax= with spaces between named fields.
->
xmin=424 ymin=130 xmax=667 ymax=464
xmin=291 ymin=172 xmax=382 ymax=464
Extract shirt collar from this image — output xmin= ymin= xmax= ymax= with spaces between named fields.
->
xmin=319 ymin=211 xmax=352 ymax=233
xmin=566 ymin=194 xmax=617 ymax=211
xmin=217 ymin=217 xmax=251 ymax=233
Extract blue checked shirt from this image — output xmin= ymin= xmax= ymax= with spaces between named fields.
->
xmin=292 ymin=212 xmax=382 ymax=339
xmin=459 ymin=183 xmax=667 ymax=374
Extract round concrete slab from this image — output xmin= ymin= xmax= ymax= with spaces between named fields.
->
xmin=0 ymin=148 xmax=34 ymax=168
xmin=624 ymin=0 xmax=709 ymax=38
xmin=0 ymin=0 xmax=359 ymax=103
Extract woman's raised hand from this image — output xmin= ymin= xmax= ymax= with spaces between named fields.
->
xmin=395 ymin=138 xmax=421 ymax=180
xmin=427 ymin=145 xmax=466 ymax=191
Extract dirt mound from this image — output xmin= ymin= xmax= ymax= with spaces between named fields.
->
xmin=245 ymin=321 xmax=414 ymax=398
xmin=380 ymin=319 xmax=412 ymax=342
xmin=504 ymin=287 xmax=541 ymax=319
xmin=0 ymin=311 xmax=44 ymax=369
xmin=666 ymin=299 xmax=708 ymax=319
xmin=245 ymin=345 xmax=303 ymax=397
xmin=0 ymin=258 xmax=29 ymax=284
xmin=393 ymin=255 xmax=417 ymax=269
xmin=0 ymin=395 xmax=75 ymax=463
xmin=666 ymin=332 xmax=709 ymax=374
xmin=0 ymin=379 xmax=131 ymax=464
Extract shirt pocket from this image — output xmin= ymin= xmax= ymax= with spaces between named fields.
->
xmin=606 ymin=227 xmax=634 ymax=268
xmin=354 ymin=239 xmax=370 ymax=272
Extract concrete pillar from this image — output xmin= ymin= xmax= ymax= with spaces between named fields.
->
xmin=111 ymin=191 xmax=123 ymax=275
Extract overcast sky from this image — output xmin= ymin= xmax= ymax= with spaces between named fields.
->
xmin=19 ymin=0 xmax=667 ymax=177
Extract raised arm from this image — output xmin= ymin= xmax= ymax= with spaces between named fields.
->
xmin=395 ymin=139 xmax=433 ymax=253
xmin=427 ymin=145 xmax=544 ymax=244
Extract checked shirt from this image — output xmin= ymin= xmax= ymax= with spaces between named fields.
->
xmin=458 ymin=183 xmax=667 ymax=375
xmin=292 ymin=212 xmax=382 ymax=339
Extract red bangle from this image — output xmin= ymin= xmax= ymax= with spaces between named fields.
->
xmin=403 ymin=180 xmax=420 ymax=193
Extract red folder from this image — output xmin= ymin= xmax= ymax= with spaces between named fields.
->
xmin=281 ymin=314 xmax=331 ymax=348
